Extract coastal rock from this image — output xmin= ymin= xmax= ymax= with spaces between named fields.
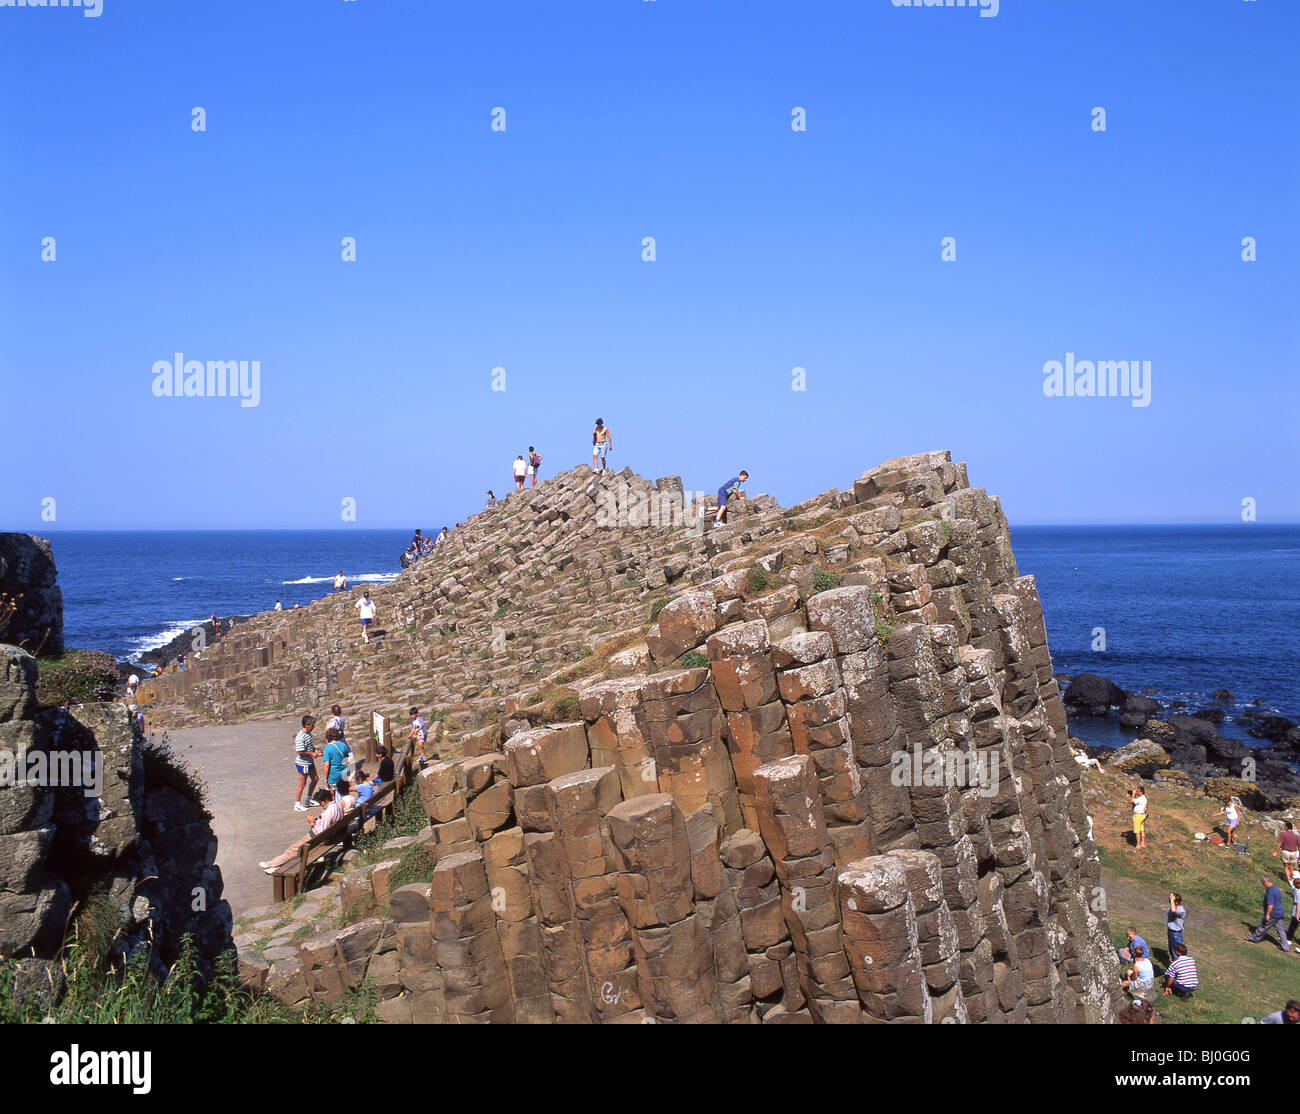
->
xmin=1246 ymin=714 xmax=1297 ymax=745
xmin=1062 ymin=673 xmax=1127 ymax=718
xmin=1166 ymin=714 xmax=1219 ymax=748
xmin=1203 ymin=777 xmax=1268 ymax=811
xmin=1104 ymin=738 xmax=1171 ymax=779
xmin=1118 ymin=693 xmax=1162 ymax=731
xmin=0 ymin=535 xmax=63 ymax=657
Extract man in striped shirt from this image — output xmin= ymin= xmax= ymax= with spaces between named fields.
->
xmin=1162 ymin=943 xmax=1199 ymax=998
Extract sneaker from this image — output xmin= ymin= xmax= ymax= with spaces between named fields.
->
xmin=294 ymin=802 xmax=309 ymax=812
xmin=258 ymin=860 xmax=273 ymax=869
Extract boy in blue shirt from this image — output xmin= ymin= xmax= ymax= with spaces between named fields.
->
xmin=714 ymin=471 xmax=749 ymax=526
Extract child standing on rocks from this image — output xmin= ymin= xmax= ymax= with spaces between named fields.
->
xmin=409 ymin=706 xmax=428 ymax=764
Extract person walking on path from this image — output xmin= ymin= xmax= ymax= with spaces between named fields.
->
xmin=1162 ymin=945 xmax=1199 ymax=998
xmin=293 ymin=715 xmax=320 ymax=811
xmin=1224 ymin=797 xmax=1241 ymax=845
xmin=1166 ymin=892 xmax=1186 ymax=958
xmin=1245 ymin=876 xmax=1292 ymax=952
xmin=334 ymin=570 xmax=347 ymax=593
xmin=592 ymin=419 xmax=612 ymax=471
xmin=513 ymin=455 xmax=527 ymax=491
xmin=1287 ymin=875 xmax=1300 ymax=950
xmin=354 ymin=590 xmax=377 ymax=644
xmin=714 ymin=471 xmax=749 ymax=526
xmin=528 ymin=446 xmax=543 ymax=487
xmin=1274 ymin=820 xmax=1300 ymax=884
xmin=126 ymin=674 xmax=139 ymax=700
xmin=1131 ymin=783 xmax=1148 ymax=850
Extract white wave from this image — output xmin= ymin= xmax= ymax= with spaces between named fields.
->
xmin=127 ymin=619 xmax=207 ymax=655
xmin=283 ymin=572 xmax=399 ymax=586
xmin=170 ymin=577 xmax=189 ymax=581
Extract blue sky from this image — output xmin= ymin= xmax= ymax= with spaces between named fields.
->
xmin=2 ymin=0 xmax=1296 ymax=529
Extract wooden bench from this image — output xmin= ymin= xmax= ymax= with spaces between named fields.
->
xmin=270 ymin=737 xmax=415 ymax=902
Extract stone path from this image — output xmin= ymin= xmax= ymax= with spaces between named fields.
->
xmin=161 ymin=716 xmax=314 ymax=916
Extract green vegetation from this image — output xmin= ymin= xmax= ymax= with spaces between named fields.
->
xmin=0 ymin=928 xmax=378 ymax=1025
xmin=539 ymin=686 xmax=582 ymax=723
xmin=1089 ymin=772 xmax=1297 ymax=1025
xmin=870 ymin=594 xmax=895 ymax=641
xmin=648 ymin=596 xmax=674 ymax=623
xmin=680 ymin=651 xmax=710 ymax=670
xmin=35 ymin=649 xmax=118 ymax=709
xmin=746 ymin=568 xmax=770 ymax=595
xmin=810 ymin=570 xmax=842 ymax=595
xmin=354 ymin=775 xmax=428 ymax=862
xmin=388 ymin=842 xmax=438 ymax=892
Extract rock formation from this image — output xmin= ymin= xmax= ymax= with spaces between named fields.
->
xmin=0 ymin=534 xmax=64 ymax=656
xmin=204 ymin=452 xmax=1119 ymax=1023
xmin=0 ymin=541 xmax=231 ymax=1008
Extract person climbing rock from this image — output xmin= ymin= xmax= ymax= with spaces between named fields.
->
xmin=528 ymin=445 xmax=543 ymax=487
xmin=714 ymin=471 xmax=749 ymax=525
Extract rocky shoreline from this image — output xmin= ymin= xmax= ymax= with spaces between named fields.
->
xmin=113 ymin=615 xmax=251 ymax=683
xmin=1060 ymin=671 xmax=1300 ymax=810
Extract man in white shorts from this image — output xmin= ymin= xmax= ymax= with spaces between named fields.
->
xmin=354 ymin=590 xmax=377 ymax=644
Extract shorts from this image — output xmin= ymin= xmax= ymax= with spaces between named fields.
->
xmin=360 ymin=617 xmax=371 ymax=626
xmin=1282 ymin=850 xmax=1299 ymax=865
xmin=1227 ymin=817 xmax=1238 ymax=829
xmin=1132 ymin=812 xmax=1146 ymax=833
xmin=595 ymin=441 xmax=609 ymax=459
xmin=294 ymin=756 xmax=316 ymax=776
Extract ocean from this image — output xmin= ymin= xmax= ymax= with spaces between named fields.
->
xmin=1009 ymin=524 xmax=1299 ymax=749
xmin=46 ymin=530 xmax=406 ymax=661
xmin=40 ymin=525 xmax=1299 ymax=751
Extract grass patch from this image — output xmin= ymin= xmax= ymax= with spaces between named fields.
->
xmin=1089 ymin=770 xmax=1299 ymax=1024
xmin=746 ymin=568 xmax=770 ymax=596
xmin=680 ymin=651 xmax=710 ymax=670
xmin=810 ymin=570 xmax=842 ymax=596
xmin=35 ymin=650 xmax=119 ymax=709
xmin=539 ymin=686 xmax=582 ymax=723
xmin=648 ymin=597 xmax=673 ymax=623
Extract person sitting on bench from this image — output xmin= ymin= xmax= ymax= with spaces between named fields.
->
xmin=259 ymin=789 xmax=343 ymax=874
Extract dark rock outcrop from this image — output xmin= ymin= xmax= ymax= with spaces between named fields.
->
xmin=1062 ymin=673 xmax=1127 ymax=717
xmin=0 ymin=535 xmax=63 ymax=656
